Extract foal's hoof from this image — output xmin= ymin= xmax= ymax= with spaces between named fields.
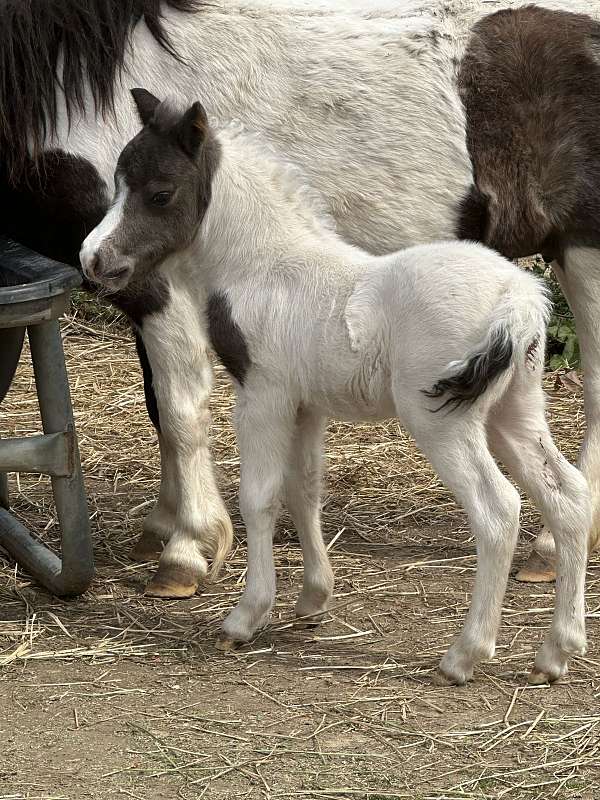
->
xmin=294 ymin=611 xmax=327 ymax=630
xmin=144 ymin=563 xmax=199 ymax=599
xmin=527 ymin=668 xmax=561 ymax=686
xmin=215 ymin=636 xmax=242 ymax=652
xmin=130 ymin=530 xmax=164 ymax=562
xmin=515 ymin=551 xmax=556 ymax=583
xmin=432 ymin=667 xmax=468 ymax=687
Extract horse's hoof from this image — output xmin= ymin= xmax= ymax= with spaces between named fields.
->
xmin=144 ymin=564 xmax=199 ymax=598
xmin=515 ymin=551 xmax=556 ymax=583
xmin=215 ymin=636 xmax=241 ymax=652
xmin=130 ymin=530 xmax=164 ymax=562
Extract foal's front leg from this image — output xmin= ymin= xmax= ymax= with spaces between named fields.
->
xmin=138 ymin=286 xmax=233 ymax=597
xmin=284 ymin=409 xmax=334 ymax=624
xmin=218 ymin=397 xmax=296 ymax=647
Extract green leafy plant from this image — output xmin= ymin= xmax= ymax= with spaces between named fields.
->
xmin=529 ymin=256 xmax=579 ymax=370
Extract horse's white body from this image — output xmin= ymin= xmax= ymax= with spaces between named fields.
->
xmin=59 ymin=1 xmax=474 ymax=251
xmin=60 ymin=0 xmax=600 ymax=588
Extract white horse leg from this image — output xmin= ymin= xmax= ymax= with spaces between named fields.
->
xmin=488 ymin=377 xmax=589 ymax=683
xmin=519 ymin=246 xmax=600 ymax=582
xmin=131 ymin=433 xmax=175 ymax=561
xmin=139 ymin=288 xmax=233 ymax=598
xmin=407 ymin=418 xmax=521 ymax=685
xmin=284 ymin=409 xmax=334 ymax=624
xmin=219 ymin=398 xmax=296 ymax=647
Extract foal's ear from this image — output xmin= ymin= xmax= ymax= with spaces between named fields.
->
xmin=175 ymin=102 xmax=209 ymax=158
xmin=131 ymin=88 xmax=161 ymax=126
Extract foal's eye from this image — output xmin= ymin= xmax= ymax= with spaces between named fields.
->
xmin=151 ymin=191 xmax=173 ymax=207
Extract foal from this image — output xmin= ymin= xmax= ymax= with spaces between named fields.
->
xmin=81 ymin=92 xmax=590 ymax=686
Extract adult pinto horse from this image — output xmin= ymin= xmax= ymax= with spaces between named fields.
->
xmin=1 ymin=0 xmax=599 ymax=597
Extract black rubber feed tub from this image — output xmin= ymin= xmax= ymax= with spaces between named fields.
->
xmin=0 ymin=238 xmax=81 ymax=400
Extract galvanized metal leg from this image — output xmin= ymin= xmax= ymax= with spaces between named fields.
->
xmin=0 ymin=320 xmax=94 ymax=596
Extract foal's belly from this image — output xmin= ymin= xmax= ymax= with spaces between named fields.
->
xmin=310 ymin=346 xmax=396 ymax=422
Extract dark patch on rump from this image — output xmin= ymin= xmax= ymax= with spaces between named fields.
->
xmin=423 ymin=326 xmax=513 ymax=413
xmin=0 ymin=150 xmax=108 ymax=267
xmin=457 ymin=5 xmax=600 ymax=259
xmin=207 ymin=291 xmax=251 ymax=385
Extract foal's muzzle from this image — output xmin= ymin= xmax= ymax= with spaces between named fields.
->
xmin=80 ymin=247 xmax=135 ymax=291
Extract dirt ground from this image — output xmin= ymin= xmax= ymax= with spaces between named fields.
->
xmin=1 ymin=316 xmax=598 ymax=800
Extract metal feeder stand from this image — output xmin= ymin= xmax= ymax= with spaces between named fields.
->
xmin=0 ymin=237 xmax=94 ymax=596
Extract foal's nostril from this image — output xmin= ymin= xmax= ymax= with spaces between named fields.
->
xmin=89 ymin=253 xmax=100 ymax=274
xmin=81 ymin=250 xmax=99 ymax=277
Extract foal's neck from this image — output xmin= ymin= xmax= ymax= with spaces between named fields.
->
xmin=196 ymin=130 xmax=361 ymax=289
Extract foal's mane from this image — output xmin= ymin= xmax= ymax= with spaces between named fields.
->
xmin=220 ymin=123 xmax=337 ymax=236
xmin=0 ymin=0 xmax=202 ymax=184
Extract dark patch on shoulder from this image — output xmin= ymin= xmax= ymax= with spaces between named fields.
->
xmin=455 ymin=184 xmax=488 ymax=243
xmin=0 ymin=150 xmax=108 ymax=267
xmin=111 ymin=275 xmax=170 ymax=327
xmin=207 ymin=291 xmax=251 ymax=385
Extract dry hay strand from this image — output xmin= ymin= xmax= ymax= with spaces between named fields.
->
xmin=0 ymin=310 xmax=598 ymax=799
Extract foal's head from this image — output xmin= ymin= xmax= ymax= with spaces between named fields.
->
xmin=80 ymin=89 xmax=219 ymax=291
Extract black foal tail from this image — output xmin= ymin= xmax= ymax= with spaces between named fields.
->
xmin=423 ymin=325 xmax=514 ymax=413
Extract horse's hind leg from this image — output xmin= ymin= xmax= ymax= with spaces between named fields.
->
xmin=519 ymin=246 xmax=600 ymax=582
xmin=405 ymin=414 xmax=521 ymax=685
xmin=284 ymin=409 xmax=334 ymax=625
xmin=488 ymin=376 xmax=589 ymax=683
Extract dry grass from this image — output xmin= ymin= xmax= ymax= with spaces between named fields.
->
xmin=0 ymin=312 xmax=598 ymax=800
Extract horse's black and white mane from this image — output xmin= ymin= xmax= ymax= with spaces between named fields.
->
xmin=0 ymin=0 xmax=201 ymax=184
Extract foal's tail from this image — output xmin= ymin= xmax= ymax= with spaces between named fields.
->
xmin=424 ymin=272 xmax=550 ymax=413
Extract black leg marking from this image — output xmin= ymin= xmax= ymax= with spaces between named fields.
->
xmin=135 ymin=333 xmax=161 ymax=433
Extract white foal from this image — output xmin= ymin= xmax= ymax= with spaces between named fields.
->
xmin=81 ymin=92 xmax=590 ymax=685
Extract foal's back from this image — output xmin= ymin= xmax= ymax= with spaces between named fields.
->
xmin=342 ymin=242 xmax=538 ymax=393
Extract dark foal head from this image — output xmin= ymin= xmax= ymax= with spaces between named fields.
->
xmin=80 ymin=89 xmax=220 ymax=291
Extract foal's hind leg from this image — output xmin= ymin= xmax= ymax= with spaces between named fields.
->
xmin=284 ymin=409 xmax=334 ymax=625
xmin=488 ymin=378 xmax=589 ymax=683
xmin=520 ymin=246 xmax=600 ymax=582
xmin=406 ymin=417 xmax=521 ymax=685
